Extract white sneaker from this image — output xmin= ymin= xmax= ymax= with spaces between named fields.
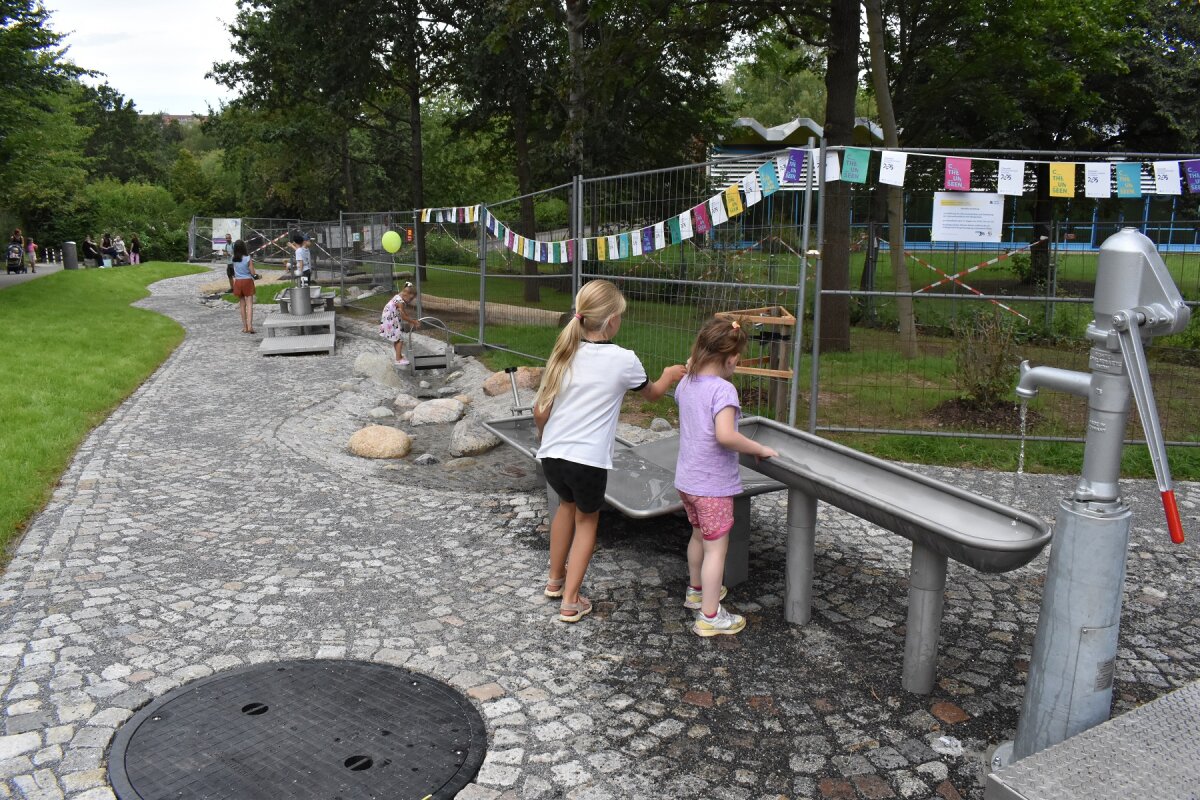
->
xmin=692 ymin=604 xmax=745 ymax=637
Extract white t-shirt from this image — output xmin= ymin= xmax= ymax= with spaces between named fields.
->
xmin=296 ymin=245 xmax=312 ymax=273
xmin=537 ymin=341 xmax=648 ymax=469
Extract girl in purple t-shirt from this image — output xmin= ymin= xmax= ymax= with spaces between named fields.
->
xmin=674 ymin=317 xmax=777 ymax=637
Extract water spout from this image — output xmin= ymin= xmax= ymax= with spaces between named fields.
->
xmin=1015 ymin=360 xmax=1091 ymax=401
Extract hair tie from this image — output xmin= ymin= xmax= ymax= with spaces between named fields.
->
xmin=731 ymin=320 xmax=740 ymax=330
xmin=574 ymin=313 xmax=584 ymax=322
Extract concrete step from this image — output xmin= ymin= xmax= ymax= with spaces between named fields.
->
xmin=259 ymin=332 xmax=336 ymax=356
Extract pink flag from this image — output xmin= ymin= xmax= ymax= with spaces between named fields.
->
xmin=944 ymin=157 xmax=971 ymax=191
xmin=692 ymin=203 xmax=712 ymax=235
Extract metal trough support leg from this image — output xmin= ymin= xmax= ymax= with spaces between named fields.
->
xmin=902 ymin=542 xmax=948 ymax=694
xmin=724 ymin=496 xmax=752 ymax=588
xmin=785 ymin=489 xmax=817 ymax=625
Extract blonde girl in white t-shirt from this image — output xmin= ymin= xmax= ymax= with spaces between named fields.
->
xmin=534 ymin=280 xmax=686 ymax=623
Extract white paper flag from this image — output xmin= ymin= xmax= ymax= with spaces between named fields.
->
xmin=631 ymin=231 xmax=643 ymax=257
xmin=580 ymin=238 xmax=589 ymax=260
xmin=607 ymin=235 xmax=619 ymax=258
xmin=1084 ymin=163 xmax=1111 ymax=198
xmin=775 ymin=153 xmax=790 ymax=180
xmin=997 ymin=160 xmax=1025 ymax=196
xmin=707 ymin=195 xmax=729 ymax=227
xmin=654 ymin=222 xmax=666 ymax=250
xmin=678 ymin=211 xmax=694 ymax=241
xmin=824 ymin=152 xmax=841 ymax=182
xmin=878 ymin=151 xmax=908 ymax=186
xmin=1154 ymin=161 xmax=1182 ymax=195
xmin=741 ymin=172 xmax=762 ymax=206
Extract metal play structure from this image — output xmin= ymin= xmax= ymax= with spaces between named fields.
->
xmin=489 ymin=226 xmax=1193 ymax=796
xmin=988 ymin=227 xmax=1190 ymax=775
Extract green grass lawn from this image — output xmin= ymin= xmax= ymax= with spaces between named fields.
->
xmin=0 ymin=262 xmax=204 ymax=561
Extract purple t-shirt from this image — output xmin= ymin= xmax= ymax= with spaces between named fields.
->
xmin=674 ymin=374 xmax=742 ymax=497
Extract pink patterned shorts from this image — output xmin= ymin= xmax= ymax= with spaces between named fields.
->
xmin=678 ymin=492 xmax=734 ymax=541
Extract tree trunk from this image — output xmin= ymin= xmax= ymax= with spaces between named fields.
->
xmin=864 ymin=0 xmax=918 ymax=357
xmin=819 ymin=0 xmax=859 ymax=353
xmin=408 ymin=63 xmax=428 ymax=282
xmin=564 ymin=0 xmax=588 ymax=174
xmin=512 ymin=70 xmax=541 ymax=303
xmin=1031 ymin=163 xmax=1052 ymax=287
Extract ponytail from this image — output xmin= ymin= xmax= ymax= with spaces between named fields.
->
xmin=535 ymin=280 xmax=627 ymax=413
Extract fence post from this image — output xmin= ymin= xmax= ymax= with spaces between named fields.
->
xmin=571 ymin=174 xmax=583 ymax=299
xmin=808 ymin=138 xmax=828 ymax=434
xmin=789 ymin=137 xmax=816 ymax=428
xmin=338 ymin=211 xmax=345 ymax=302
xmin=479 ymin=204 xmax=488 ymax=349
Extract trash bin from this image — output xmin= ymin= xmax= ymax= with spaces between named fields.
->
xmin=289 ymin=285 xmax=313 ymax=316
xmin=62 ymin=241 xmax=78 ymax=270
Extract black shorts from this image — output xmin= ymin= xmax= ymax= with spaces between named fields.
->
xmin=541 ymin=458 xmax=607 ymax=514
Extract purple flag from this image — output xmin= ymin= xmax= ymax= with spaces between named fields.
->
xmin=566 ymin=240 xmax=575 ymax=261
xmin=642 ymin=227 xmax=655 ymax=253
xmin=1184 ymin=160 xmax=1200 ymax=193
xmin=783 ymin=149 xmax=807 ymax=183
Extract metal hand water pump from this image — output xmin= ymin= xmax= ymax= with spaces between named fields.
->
xmin=995 ymin=227 xmax=1190 ymax=765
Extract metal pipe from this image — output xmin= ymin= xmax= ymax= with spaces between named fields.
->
xmin=901 ymin=543 xmax=948 ymax=695
xmin=1015 ymin=361 xmax=1092 ymax=400
xmin=807 ymin=138 xmax=827 ymax=434
xmin=784 ymin=489 xmax=817 ymax=625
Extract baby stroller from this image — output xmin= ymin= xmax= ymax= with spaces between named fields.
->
xmin=6 ymin=241 xmax=26 ymax=274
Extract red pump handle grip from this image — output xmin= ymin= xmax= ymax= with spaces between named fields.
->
xmin=1162 ymin=490 xmax=1185 ymax=544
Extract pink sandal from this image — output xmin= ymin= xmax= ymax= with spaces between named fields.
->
xmin=558 ymin=595 xmax=592 ymax=623
xmin=544 ymin=577 xmax=565 ymax=599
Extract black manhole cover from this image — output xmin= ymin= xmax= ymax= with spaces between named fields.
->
xmin=107 ymin=660 xmax=487 ymax=800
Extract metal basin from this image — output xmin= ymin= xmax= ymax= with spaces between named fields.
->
xmin=738 ymin=417 xmax=1052 ymax=573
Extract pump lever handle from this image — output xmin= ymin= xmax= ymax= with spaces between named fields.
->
xmin=1112 ymin=310 xmax=1184 ymax=544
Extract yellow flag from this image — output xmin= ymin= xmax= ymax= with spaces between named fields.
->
xmin=1050 ymin=163 xmax=1075 ymax=197
xmin=724 ymin=184 xmax=744 ymax=217
xmin=597 ymin=237 xmax=607 ymax=261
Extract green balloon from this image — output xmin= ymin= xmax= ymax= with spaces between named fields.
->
xmin=382 ymin=230 xmax=402 ymax=253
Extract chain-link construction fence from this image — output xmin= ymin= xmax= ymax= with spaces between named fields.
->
xmin=192 ymin=144 xmax=1200 ymax=446
xmin=811 ymin=148 xmax=1200 ymax=447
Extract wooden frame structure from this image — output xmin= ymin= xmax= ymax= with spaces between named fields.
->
xmin=715 ymin=305 xmax=795 ymax=379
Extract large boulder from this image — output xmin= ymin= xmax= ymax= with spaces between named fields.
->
xmin=348 ymin=425 xmax=412 ymax=459
xmin=353 ymin=352 xmax=406 ymax=390
xmin=450 ymin=416 xmax=502 ymax=457
xmin=410 ymin=398 xmax=466 ymax=426
xmin=483 ymin=366 xmax=544 ymax=397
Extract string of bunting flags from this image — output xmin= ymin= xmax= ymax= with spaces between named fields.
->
xmin=418 ymin=149 xmax=1200 ymax=264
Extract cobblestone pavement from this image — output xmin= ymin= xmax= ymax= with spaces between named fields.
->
xmin=2 ymin=267 xmax=1198 ymax=800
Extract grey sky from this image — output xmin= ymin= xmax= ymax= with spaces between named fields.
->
xmin=45 ymin=0 xmax=240 ymax=115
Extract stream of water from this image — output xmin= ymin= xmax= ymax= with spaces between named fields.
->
xmin=1012 ymin=400 xmax=1029 ymax=521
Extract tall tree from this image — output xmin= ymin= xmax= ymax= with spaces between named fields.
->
xmin=864 ymin=0 xmax=917 ymax=357
xmin=0 ymin=0 xmax=88 ymax=231
xmin=884 ymin=0 xmax=1134 ymax=282
xmin=818 ymin=0 xmax=860 ymax=353
xmin=453 ymin=0 xmax=564 ymax=302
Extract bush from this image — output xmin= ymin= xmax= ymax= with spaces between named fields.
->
xmin=1008 ymin=252 xmax=1032 ymax=284
xmin=534 ymin=197 xmax=569 ymax=231
xmin=423 ymin=232 xmax=477 ymax=267
xmin=951 ymin=310 xmax=1019 ymax=406
xmin=76 ymin=179 xmax=190 ymax=261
